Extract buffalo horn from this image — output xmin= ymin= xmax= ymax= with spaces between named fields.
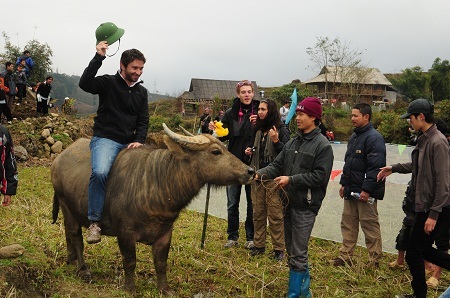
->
xmin=178 ymin=125 xmax=195 ymax=136
xmin=163 ymin=123 xmax=210 ymax=150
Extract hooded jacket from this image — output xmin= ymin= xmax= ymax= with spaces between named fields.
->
xmin=79 ymin=53 xmax=149 ymax=144
xmin=0 ymin=125 xmax=17 ymax=196
xmin=220 ymin=97 xmax=258 ymax=164
xmin=340 ymin=122 xmax=386 ymax=200
xmin=391 ymin=124 xmax=450 ymax=220
xmin=257 ymin=127 xmax=334 ymax=214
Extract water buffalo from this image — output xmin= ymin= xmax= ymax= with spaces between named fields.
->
xmin=51 ymin=123 xmax=254 ymax=294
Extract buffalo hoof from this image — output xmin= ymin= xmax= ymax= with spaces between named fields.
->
xmin=124 ymin=282 xmax=136 ymax=293
xmin=161 ymin=287 xmax=175 ymax=296
xmin=66 ymin=259 xmax=77 ymax=266
xmin=77 ymin=267 xmax=92 ymax=281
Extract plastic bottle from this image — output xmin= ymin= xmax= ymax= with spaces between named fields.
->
xmin=350 ymin=192 xmax=375 ymax=204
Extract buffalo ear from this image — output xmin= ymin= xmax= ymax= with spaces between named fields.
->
xmin=163 ymin=135 xmax=189 ymax=159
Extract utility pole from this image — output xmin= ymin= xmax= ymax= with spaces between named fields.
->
xmin=33 ymin=26 xmax=38 ymax=40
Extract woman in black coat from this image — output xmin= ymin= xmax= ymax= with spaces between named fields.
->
xmin=245 ymin=98 xmax=290 ymax=260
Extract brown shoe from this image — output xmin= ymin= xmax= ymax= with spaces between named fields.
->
xmin=86 ymin=222 xmax=101 ymax=244
xmin=274 ymin=250 xmax=285 ymax=261
xmin=330 ymin=257 xmax=348 ymax=266
xmin=426 ymin=276 xmax=439 ymax=288
xmin=389 ymin=261 xmax=404 ymax=269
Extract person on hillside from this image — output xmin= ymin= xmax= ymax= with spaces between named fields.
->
xmin=36 ymin=76 xmax=53 ymax=116
xmin=331 ymin=103 xmax=386 ymax=268
xmin=0 ymin=124 xmax=18 ymax=207
xmin=0 ymin=75 xmax=13 ymax=124
xmin=209 ymin=80 xmax=257 ymax=249
xmin=13 ymin=64 xmax=27 ymax=105
xmin=15 ymin=50 xmax=34 ymax=79
xmin=255 ymin=97 xmax=333 ymax=297
xmin=79 ymin=41 xmax=149 ymax=244
xmin=245 ymin=98 xmax=290 ymax=261
xmin=378 ymin=99 xmax=450 ymax=298
xmin=279 ymin=100 xmax=290 ymax=123
xmin=1 ymin=62 xmax=16 ymax=111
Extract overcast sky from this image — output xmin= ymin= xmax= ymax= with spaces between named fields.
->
xmin=2 ymin=0 xmax=449 ymax=96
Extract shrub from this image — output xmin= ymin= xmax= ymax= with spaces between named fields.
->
xmin=435 ymin=99 xmax=450 ymax=127
xmin=376 ymin=111 xmax=410 ymax=144
xmin=148 ymin=115 xmax=166 ymax=133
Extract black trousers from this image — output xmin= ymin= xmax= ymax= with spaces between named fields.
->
xmin=405 ymin=208 xmax=450 ymax=298
xmin=0 ymin=103 xmax=13 ymax=121
xmin=37 ymin=99 xmax=48 ymax=115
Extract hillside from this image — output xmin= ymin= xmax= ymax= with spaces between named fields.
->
xmin=49 ymin=72 xmax=176 ymax=108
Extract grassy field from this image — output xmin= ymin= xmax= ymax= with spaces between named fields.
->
xmin=0 ymin=166 xmax=449 ymax=297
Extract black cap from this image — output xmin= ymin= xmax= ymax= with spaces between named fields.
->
xmin=400 ymin=98 xmax=434 ymax=119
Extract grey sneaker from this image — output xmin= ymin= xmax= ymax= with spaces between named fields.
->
xmin=224 ymin=240 xmax=238 ymax=248
xmin=86 ymin=222 xmax=101 ymax=244
xmin=244 ymin=240 xmax=255 ymax=249
xmin=395 ymin=295 xmax=415 ymax=298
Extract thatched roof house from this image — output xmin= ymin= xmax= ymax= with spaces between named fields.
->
xmin=177 ymin=78 xmax=261 ymax=116
xmin=305 ymin=66 xmax=396 ymax=104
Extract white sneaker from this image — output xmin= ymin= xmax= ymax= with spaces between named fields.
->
xmin=224 ymin=240 xmax=238 ymax=248
xmin=86 ymin=222 xmax=101 ymax=244
xmin=244 ymin=240 xmax=255 ymax=249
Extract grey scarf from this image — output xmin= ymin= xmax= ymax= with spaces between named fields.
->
xmin=250 ymin=130 xmax=276 ymax=170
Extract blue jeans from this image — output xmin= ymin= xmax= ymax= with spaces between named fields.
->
xmin=88 ymin=136 xmax=127 ymax=222
xmin=226 ymin=184 xmax=254 ymax=241
xmin=440 ymin=286 xmax=450 ymax=298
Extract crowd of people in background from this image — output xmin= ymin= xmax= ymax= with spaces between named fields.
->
xmin=0 ymin=50 xmax=56 ymax=122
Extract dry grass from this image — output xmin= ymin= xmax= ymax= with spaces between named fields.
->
xmin=0 ymin=166 xmax=449 ymax=297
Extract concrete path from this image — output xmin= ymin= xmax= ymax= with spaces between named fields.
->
xmin=187 ymin=143 xmax=413 ymax=254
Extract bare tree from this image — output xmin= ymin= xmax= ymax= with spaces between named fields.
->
xmin=306 ymin=37 xmax=368 ymax=102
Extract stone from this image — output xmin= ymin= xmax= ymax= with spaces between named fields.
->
xmin=41 ymin=128 xmax=51 ymax=139
xmin=0 ymin=244 xmax=26 ymax=259
xmin=14 ymin=145 xmax=28 ymax=161
xmin=45 ymin=136 xmax=55 ymax=146
xmin=51 ymin=141 xmax=63 ymax=154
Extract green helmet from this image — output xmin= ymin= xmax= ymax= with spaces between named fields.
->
xmin=95 ymin=22 xmax=125 ymax=45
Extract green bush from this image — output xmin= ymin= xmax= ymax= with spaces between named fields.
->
xmin=376 ymin=111 xmax=410 ymax=144
xmin=331 ymin=118 xmax=353 ymax=141
xmin=148 ymin=115 xmax=166 ymax=133
xmin=436 ymin=99 xmax=450 ymax=126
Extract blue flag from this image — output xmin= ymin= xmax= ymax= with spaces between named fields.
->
xmin=285 ymin=88 xmax=298 ymax=124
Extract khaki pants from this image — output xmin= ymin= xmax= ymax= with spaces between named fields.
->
xmin=339 ymin=199 xmax=382 ymax=263
xmin=251 ymin=181 xmax=285 ymax=251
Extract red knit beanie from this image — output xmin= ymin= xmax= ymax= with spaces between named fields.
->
xmin=295 ymin=97 xmax=322 ymax=120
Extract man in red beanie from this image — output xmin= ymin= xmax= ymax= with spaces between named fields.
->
xmin=331 ymin=102 xmax=386 ymax=268
xmin=255 ymin=97 xmax=334 ymax=298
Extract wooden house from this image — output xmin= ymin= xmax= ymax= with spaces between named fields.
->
xmin=304 ymin=66 xmax=396 ymax=105
xmin=177 ymin=78 xmax=261 ymax=116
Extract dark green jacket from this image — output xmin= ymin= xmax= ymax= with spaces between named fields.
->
xmin=257 ymin=127 xmax=334 ymax=214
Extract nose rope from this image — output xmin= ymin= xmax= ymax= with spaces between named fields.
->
xmin=252 ymin=173 xmax=290 ymax=224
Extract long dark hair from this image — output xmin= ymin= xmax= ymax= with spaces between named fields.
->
xmin=254 ymin=98 xmax=281 ymax=132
